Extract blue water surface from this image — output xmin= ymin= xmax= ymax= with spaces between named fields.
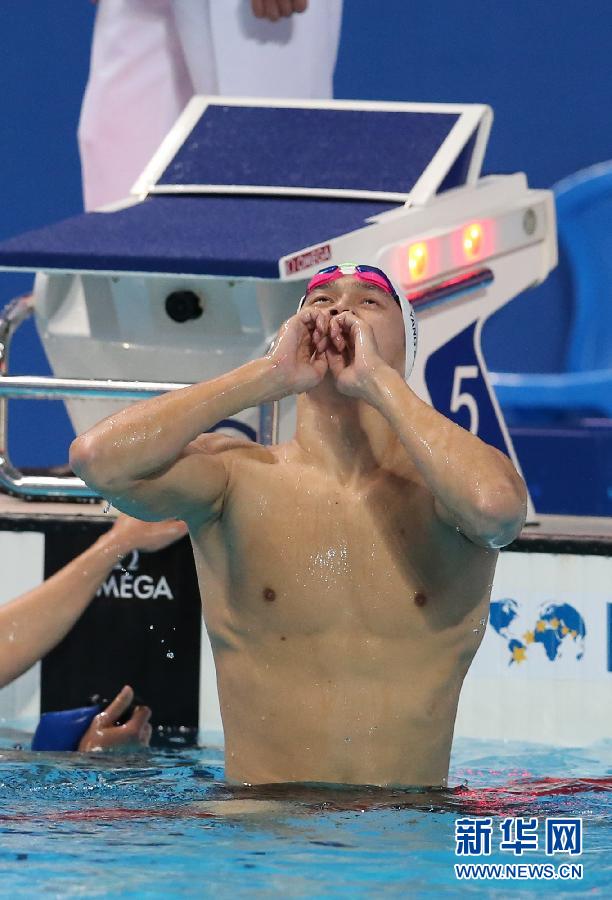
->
xmin=0 ymin=734 xmax=609 ymax=898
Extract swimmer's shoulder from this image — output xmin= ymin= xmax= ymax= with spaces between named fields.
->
xmin=184 ymin=433 xmax=276 ymax=465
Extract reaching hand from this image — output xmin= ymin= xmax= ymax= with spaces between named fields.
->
xmin=107 ymin=514 xmax=188 ymax=556
xmin=251 ymin=0 xmax=308 ymax=22
xmin=266 ymin=309 xmax=329 ymax=398
xmin=324 ymin=312 xmax=386 ymax=399
xmin=78 ymin=685 xmax=152 ymax=752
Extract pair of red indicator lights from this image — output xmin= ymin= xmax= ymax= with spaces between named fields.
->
xmin=407 ymin=222 xmax=484 ymax=281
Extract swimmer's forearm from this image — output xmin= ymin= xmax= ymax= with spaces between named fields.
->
xmin=71 ymin=357 xmax=279 ymax=489
xmin=368 ymin=366 xmax=527 ymax=548
xmin=0 ymin=529 xmax=132 ymax=689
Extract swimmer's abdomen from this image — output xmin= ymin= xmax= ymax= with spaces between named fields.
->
xmin=215 ymin=635 xmax=466 ymax=787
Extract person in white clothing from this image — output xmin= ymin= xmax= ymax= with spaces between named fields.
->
xmin=79 ymin=0 xmax=344 ymax=210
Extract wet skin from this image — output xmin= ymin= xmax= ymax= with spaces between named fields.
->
xmin=191 ymin=432 xmax=494 ymax=786
xmin=71 ymin=276 xmax=526 ymax=787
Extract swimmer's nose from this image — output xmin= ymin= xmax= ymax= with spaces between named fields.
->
xmin=330 ymin=308 xmax=339 ymax=316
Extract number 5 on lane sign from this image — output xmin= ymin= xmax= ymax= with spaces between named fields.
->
xmin=424 ymin=323 xmax=511 ymax=456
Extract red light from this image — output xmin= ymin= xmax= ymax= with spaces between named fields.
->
xmin=408 ymin=242 xmax=428 ymax=280
xmin=463 ymin=223 xmax=483 ymax=259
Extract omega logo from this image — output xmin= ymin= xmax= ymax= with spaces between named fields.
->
xmin=97 ymin=549 xmax=175 ymax=600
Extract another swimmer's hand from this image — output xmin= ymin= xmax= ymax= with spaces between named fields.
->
xmin=78 ymin=685 xmax=152 ymax=752
xmin=251 ymin=0 xmax=307 ymax=22
xmin=265 ymin=310 xmax=328 ymax=398
xmin=324 ymin=312 xmax=388 ymax=400
xmin=104 ymin=514 xmax=188 ymax=559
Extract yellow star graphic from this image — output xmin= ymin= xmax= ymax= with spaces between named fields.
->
xmin=550 ymin=618 xmax=560 ymax=629
xmin=523 ymin=630 xmax=535 ymax=644
xmin=561 ymin=625 xmax=569 ymax=635
xmin=512 ymin=645 xmax=527 ymax=663
xmin=535 ymin=620 xmax=546 ymax=632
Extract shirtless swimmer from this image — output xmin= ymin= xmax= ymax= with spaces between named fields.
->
xmin=70 ymin=263 xmax=527 ymax=788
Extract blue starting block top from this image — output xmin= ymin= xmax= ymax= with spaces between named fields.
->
xmin=150 ymin=104 xmax=459 ymax=199
xmin=0 ymin=195 xmax=396 ymax=279
xmin=0 ymin=99 xmax=491 ymax=279
xmin=136 ymin=98 xmax=489 ymax=203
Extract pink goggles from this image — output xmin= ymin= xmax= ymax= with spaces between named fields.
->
xmin=300 ymin=264 xmax=400 ymax=307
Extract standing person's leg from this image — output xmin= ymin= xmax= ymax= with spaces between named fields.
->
xmin=78 ymin=0 xmax=196 ymax=210
xmin=194 ymin=0 xmax=343 ymax=98
xmin=172 ymin=0 xmax=219 ymax=97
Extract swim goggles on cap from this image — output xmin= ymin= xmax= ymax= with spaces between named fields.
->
xmin=295 ymin=261 xmax=418 ymax=383
xmin=299 ymin=264 xmax=401 ymax=308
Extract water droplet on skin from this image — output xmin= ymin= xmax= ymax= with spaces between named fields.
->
xmin=149 ymin=625 xmax=154 ymax=630
xmin=102 ymin=501 xmax=111 ymax=514
xmin=166 ymin=651 xmax=174 ymax=659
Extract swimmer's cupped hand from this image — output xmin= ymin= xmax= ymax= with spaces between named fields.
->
xmin=324 ymin=312 xmax=386 ymax=399
xmin=264 ymin=309 xmax=330 ymax=398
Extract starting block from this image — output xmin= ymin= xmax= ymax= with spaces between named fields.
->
xmin=0 ymin=97 xmax=556 ymax=502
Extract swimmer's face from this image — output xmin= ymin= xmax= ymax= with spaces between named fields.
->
xmin=302 ymin=275 xmax=406 ymax=374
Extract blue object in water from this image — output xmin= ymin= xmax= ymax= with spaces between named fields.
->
xmin=31 ymin=704 xmax=103 ymax=752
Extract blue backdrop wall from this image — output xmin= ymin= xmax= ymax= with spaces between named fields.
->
xmin=1 ymin=0 xmax=610 ymax=466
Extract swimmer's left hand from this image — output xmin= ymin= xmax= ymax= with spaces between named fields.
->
xmin=78 ymin=685 xmax=152 ymax=752
xmin=325 ymin=313 xmax=387 ymax=399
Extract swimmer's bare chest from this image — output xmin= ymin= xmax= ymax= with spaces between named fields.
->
xmin=192 ymin=445 xmax=495 ymax=649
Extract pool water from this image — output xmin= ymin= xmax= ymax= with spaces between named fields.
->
xmin=0 ymin=734 xmax=609 ymax=897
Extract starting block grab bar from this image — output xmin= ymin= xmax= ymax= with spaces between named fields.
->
xmin=0 ymin=295 xmax=278 ymax=500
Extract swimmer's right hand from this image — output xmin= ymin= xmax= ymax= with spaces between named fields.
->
xmin=78 ymin=685 xmax=152 ymax=753
xmin=265 ymin=310 xmax=328 ymax=398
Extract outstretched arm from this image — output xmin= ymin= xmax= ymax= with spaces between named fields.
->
xmin=0 ymin=516 xmax=187 ymax=689
xmin=70 ymin=310 xmax=328 ymax=523
xmin=323 ymin=312 xmax=527 ymax=549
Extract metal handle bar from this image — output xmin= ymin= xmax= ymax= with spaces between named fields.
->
xmin=0 ymin=376 xmax=193 ymax=500
xmin=0 ymin=375 xmax=191 ymax=402
xmin=0 ymin=295 xmax=277 ymax=500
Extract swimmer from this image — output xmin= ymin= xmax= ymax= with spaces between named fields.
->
xmin=71 ymin=263 xmax=527 ymax=786
xmin=0 ymin=513 xmax=187 ymax=750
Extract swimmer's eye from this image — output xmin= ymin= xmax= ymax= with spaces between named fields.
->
xmin=361 ymin=297 xmax=379 ymax=306
xmin=310 ymin=295 xmax=333 ymax=305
